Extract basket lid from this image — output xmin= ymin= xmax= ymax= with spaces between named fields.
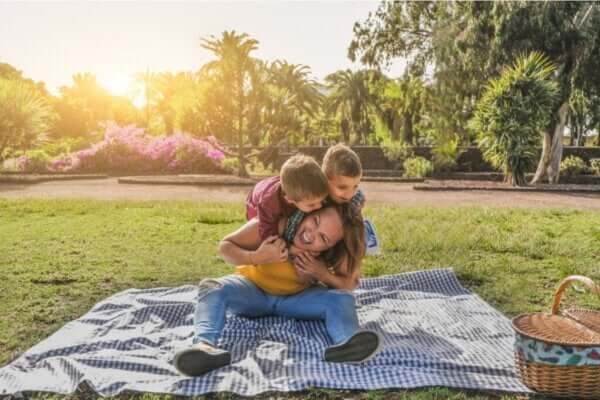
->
xmin=563 ymin=308 xmax=600 ymax=333
xmin=512 ymin=312 xmax=600 ymax=346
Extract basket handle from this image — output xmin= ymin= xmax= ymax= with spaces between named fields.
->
xmin=551 ymin=275 xmax=600 ymax=315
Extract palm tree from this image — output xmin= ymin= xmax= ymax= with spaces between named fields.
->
xmin=168 ymin=72 xmax=205 ymax=136
xmin=568 ymin=89 xmax=589 ymax=146
xmin=152 ymin=72 xmax=197 ymax=135
xmin=201 ymin=30 xmax=259 ymax=177
xmin=325 ymin=69 xmax=379 ymax=144
xmin=245 ymin=60 xmax=270 ymax=146
xmin=269 ymin=61 xmax=322 ymax=115
xmin=263 ymin=61 xmax=323 ymax=145
xmin=471 ymin=52 xmax=558 ymax=186
xmin=375 ymin=76 xmax=426 ymax=144
xmin=133 ymin=70 xmax=160 ymax=130
xmin=0 ymin=78 xmax=54 ymax=160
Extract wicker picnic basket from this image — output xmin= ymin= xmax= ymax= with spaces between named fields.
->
xmin=511 ymin=275 xmax=600 ymax=399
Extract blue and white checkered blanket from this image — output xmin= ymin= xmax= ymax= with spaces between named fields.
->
xmin=0 ymin=269 xmax=530 ymax=396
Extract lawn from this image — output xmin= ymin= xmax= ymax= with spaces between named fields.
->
xmin=1 ymin=198 xmax=599 ymax=400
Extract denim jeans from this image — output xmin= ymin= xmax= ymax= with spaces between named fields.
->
xmin=193 ymin=274 xmax=360 ymax=346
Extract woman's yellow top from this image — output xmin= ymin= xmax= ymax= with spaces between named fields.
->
xmin=236 ymin=260 xmax=310 ymax=295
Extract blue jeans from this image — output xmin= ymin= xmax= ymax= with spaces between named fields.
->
xmin=193 ymin=274 xmax=360 ymax=346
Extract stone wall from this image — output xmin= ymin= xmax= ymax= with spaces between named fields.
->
xmin=275 ymin=146 xmax=600 ymax=172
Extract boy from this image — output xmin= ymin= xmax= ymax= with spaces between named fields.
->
xmin=322 ymin=143 xmax=365 ymax=209
xmin=284 ymin=144 xmax=380 ymax=255
xmin=322 ymin=144 xmax=380 ymax=255
xmin=246 ymin=154 xmax=329 ymax=243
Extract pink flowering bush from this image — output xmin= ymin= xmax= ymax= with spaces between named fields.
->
xmin=49 ymin=123 xmax=229 ymax=174
xmin=16 ymin=150 xmax=52 ymax=173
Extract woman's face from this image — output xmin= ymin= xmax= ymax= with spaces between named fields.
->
xmin=292 ymin=206 xmax=343 ymax=253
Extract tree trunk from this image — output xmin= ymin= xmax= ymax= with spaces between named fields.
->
xmin=402 ymin=112 xmax=413 ymax=144
xmin=504 ymin=166 xmax=527 ymax=187
xmin=569 ymin=124 xmax=575 ymax=146
xmin=0 ymin=135 xmax=10 ymax=163
xmin=237 ymin=80 xmax=249 ymax=178
xmin=531 ymin=103 xmax=569 ymax=184
xmin=164 ymin=114 xmax=174 ymax=135
xmin=340 ymin=118 xmax=350 ymax=143
xmin=391 ymin=113 xmax=401 ymax=141
xmin=362 ymin=116 xmax=372 ymax=144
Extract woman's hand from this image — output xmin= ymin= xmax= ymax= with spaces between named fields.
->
xmin=252 ymin=235 xmax=288 ymax=264
xmin=293 ymin=251 xmax=328 ymax=282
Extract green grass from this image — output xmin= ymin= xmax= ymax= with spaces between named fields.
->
xmin=1 ymin=198 xmax=599 ymax=400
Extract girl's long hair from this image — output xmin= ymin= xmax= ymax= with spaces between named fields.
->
xmin=322 ymin=203 xmax=366 ymax=277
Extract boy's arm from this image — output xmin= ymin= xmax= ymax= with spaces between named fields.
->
xmin=256 ymin=195 xmax=282 ymax=241
xmin=219 ymin=219 xmax=288 ymax=265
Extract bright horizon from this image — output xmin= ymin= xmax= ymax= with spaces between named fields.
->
xmin=0 ymin=1 xmax=405 ymax=103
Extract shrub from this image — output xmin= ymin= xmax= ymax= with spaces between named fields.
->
xmin=221 ymin=157 xmax=240 ymax=174
xmin=590 ymin=158 xmax=600 ymax=176
xmin=50 ymin=123 xmax=229 ymax=175
xmin=560 ymin=155 xmax=589 ymax=177
xmin=169 ymin=139 xmax=226 ymax=174
xmin=0 ymin=78 xmax=55 ymax=161
xmin=15 ymin=149 xmax=52 ymax=173
xmin=403 ymin=156 xmax=433 ymax=178
xmin=469 ymin=52 xmax=558 ymax=186
xmin=381 ymin=140 xmax=414 ymax=168
xmin=40 ymin=138 xmax=88 ymax=157
xmin=432 ymin=138 xmax=460 ymax=172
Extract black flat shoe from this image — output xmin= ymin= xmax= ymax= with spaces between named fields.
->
xmin=174 ymin=342 xmax=231 ymax=376
xmin=324 ymin=330 xmax=381 ymax=364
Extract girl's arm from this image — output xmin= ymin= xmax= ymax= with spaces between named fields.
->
xmin=218 ymin=218 xmax=288 ymax=266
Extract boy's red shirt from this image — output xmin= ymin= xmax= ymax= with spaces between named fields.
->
xmin=246 ymin=176 xmax=296 ymax=241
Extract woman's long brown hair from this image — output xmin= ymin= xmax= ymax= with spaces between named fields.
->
xmin=322 ymin=203 xmax=366 ymax=277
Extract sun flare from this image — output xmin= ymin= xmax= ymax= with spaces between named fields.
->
xmin=98 ymin=74 xmax=133 ymax=97
xmin=97 ymin=73 xmax=145 ymax=108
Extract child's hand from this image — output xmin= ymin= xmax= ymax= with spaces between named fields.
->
xmin=293 ymin=251 xmax=328 ymax=281
xmin=253 ymin=235 xmax=288 ymax=264
xmin=289 ymin=244 xmax=319 ymax=258
xmin=293 ymin=264 xmax=316 ymax=285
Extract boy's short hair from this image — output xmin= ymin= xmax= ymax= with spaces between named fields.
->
xmin=322 ymin=143 xmax=362 ymax=178
xmin=280 ymin=154 xmax=329 ymax=201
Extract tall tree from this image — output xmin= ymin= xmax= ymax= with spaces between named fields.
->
xmin=350 ymin=1 xmax=600 ymax=182
xmin=150 ymin=72 xmax=196 ymax=135
xmin=51 ymin=73 xmax=113 ymax=141
xmin=350 ymin=2 xmax=489 ymax=147
xmin=201 ymin=31 xmax=259 ymax=177
xmin=133 ymin=70 xmax=160 ymax=131
xmin=374 ymin=75 xmax=426 ymax=144
xmin=0 ymin=62 xmax=50 ymax=97
xmin=587 ymin=91 xmax=600 ymax=146
xmin=262 ymin=61 xmax=323 ymax=145
xmin=470 ymin=52 xmax=558 ymax=186
xmin=568 ymin=89 xmax=590 ymax=146
xmin=325 ymin=69 xmax=380 ymax=144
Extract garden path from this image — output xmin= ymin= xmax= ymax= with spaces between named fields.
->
xmin=1 ymin=178 xmax=599 ymax=209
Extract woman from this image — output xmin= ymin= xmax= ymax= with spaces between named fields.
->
xmin=174 ymin=203 xmax=380 ymax=376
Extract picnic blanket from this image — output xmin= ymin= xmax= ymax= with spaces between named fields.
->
xmin=0 ymin=269 xmax=530 ymax=396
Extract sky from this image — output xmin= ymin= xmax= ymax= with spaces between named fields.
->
xmin=0 ymin=1 xmax=405 ymax=99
